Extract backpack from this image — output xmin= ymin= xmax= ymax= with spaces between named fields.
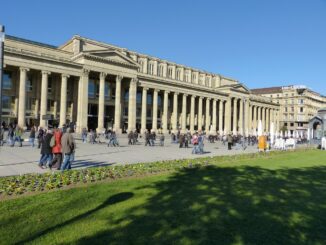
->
xmin=50 ymin=135 xmax=55 ymax=147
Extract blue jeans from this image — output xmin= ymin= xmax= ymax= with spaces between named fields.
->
xmin=39 ymin=154 xmax=53 ymax=167
xmin=29 ymin=137 xmax=35 ymax=147
xmin=61 ymin=153 xmax=74 ymax=171
xmin=82 ymin=134 xmax=87 ymax=143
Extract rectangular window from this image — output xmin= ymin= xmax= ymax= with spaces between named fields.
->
xmin=26 ymin=79 xmax=33 ymax=92
xmin=105 ymin=82 xmax=110 ymax=98
xmin=124 ymin=107 xmax=128 ymax=116
xmin=3 ymin=71 xmax=12 ymax=90
xmin=88 ymin=80 xmax=95 ymax=98
xmin=26 ymin=98 xmax=34 ymax=110
xmin=2 ymin=95 xmax=11 ymax=109
xmin=136 ymin=92 xmax=141 ymax=104
xmin=48 ymin=77 xmax=52 ymax=94
xmin=300 ymin=107 xmax=304 ymax=113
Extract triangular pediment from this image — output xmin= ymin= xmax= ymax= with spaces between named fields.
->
xmin=84 ymin=49 xmax=140 ymax=67
xmin=218 ymin=83 xmax=250 ymax=93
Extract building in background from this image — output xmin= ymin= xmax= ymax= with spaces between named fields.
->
xmin=251 ymin=85 xmax=326 ymax=137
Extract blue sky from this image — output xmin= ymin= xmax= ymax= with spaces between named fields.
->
xmin=1 ymin=0 xmax=326 ymax=94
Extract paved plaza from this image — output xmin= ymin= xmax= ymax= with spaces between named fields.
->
xmin=0 ymin=134 xmax=260 ymax=177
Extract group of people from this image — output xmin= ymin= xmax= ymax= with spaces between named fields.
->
xmin=144 ymin=130 xmax=165 ymax=146
xmin=38 ymin=127 xmax=76 ymax=171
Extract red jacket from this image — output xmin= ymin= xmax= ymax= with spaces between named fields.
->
xmin=52 ymin=130 xmax=63 ymax=153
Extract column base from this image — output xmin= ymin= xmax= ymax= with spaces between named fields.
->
xmin=113 ymin=128 xmax=122 ymax=134
xmin=96 ymin=127 xmax=105 ymax=134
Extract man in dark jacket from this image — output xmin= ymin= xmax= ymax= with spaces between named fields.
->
xmin=39 ymin=129 xmax=53 ymax=168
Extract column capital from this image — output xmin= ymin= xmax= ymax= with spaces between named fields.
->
xmin=61 ymin=73 xmax=70 ymax=79
xmin=19 ymin=67 xmax=29 ymax=72
xmin=142 ymin=86 xmax=149 ymax=91
xmin=154 ymin=88 xmax=160 ymax=92
xmin=174 ymin=92 xmax=179 ymax=95
xmin=82 ymin=68 xmax=90 ymax=76
xmin=41 ymin=70 xmax=51 ymax=76
xmin=164 ymin=90 xmax=170 ymax=94
xmin=206 ymin=97 xmax=211 ymax=101
xmin=99 ymin=72 xmax=107 ymax=79
xmin=116 ymin=75 xmax=123 ymax=82
xmin=191 ymin=94 xmax=196 ymax=98
xmin=131 ymin=78 xmax=138 ymax=84
xmin=183 ymin=93 xmax=188 ymax=97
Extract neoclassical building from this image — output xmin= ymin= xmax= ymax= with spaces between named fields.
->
xmin=2 ymin=34 xmax=279 ymax=134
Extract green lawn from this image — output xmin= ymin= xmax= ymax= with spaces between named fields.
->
xmin=1 ymin=150 xmax=326 ymax=245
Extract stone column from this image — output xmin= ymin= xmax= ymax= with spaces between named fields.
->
xmin=97 ymin=72 xmax=106 ymax=132
xmin=232 ymin=98 xmax=238 ymax=135
xmin=257 ymin=106 xmax=261 ymax=132
xmin=262 ymin=107 xmax=266 ymax=133
xmin=162 ymin=91 xmax=169 ymax=134
xmin=205 ymin=98 xmax=211 ymax=132
xmin=211 ymin=99 xmax=217 ymax=134
xmin=219 ymin=100 xmax=223 ymax=134
xmin=59 ymin=74 xmax=69 ymax=127
xmin=245 ymin=100 xmax=250 ymax=136
xmin=225 ymin=98 xmax=231 ymax=133
xmin=190 ymin=95 xmax=195 ymax=133
xmin=34 ymin=99 xmax=39 ymax=119
xmin=152 ymin=89 xmax=159 ymax=132
xmin=253 ymin=106 xmax=257 ymax=134
xmin=239 ymin=99 xmax=243 ymax=135
xmin=76 ymin=69 xmax=89 ymax=133
xmin=198 ymin=97 xmax=203 ymax=131
xmin=172 ymin=92 xmax=178 ymax=132
xmin=141 ymin=87 xmax=148 ymax=134
xmin=181 ymin=93 xmax=187 ymax=133
xmin=114 ymin=75 xmax=122 ymax=133
xmin=18 ymin=67 xmax=29 ymax=128
xmin=40 ymin=71 xmax=51 ymax=128
xmin=268 ymin=108 xmax=271 ymax=132
xmin=70 ymin=103 xmax=74 ymax=122
xmin=128 ymin=78 xmax=137 ymax=132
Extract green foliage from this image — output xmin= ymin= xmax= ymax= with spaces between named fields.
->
xmin=0 ymin=149 xmax=316 ymax=196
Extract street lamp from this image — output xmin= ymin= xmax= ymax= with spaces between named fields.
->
xmin=0 ymin=25 xmax=5 ymax=127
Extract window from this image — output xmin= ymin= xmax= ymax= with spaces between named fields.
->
xmin=285 ymin=107 xmax=288 ymax=112
xmin=291 ymin=93 xmax=294 ymax=96
xmin=47 ymin=99 xmax=54 ymax=111
xmin=88 ymin=80 xmax=96 ymax=98
xmin=290 ymin=123 xmax=294 ymax=127
xmin=300 ymin=107 xmax=304 ymax=113
xmin=139 ymin=60 xmax=144 ymax=73
xmin=136 ymin=92 xmax=141 ymax=104
xmin=2 ymin=95 xmax=11 ymax=109
xmin=105 ymin=82 xmax=110 ymax=98
xmin=176 ymin=69 xmax=180 ymax=80
xmin=158 ymin=65 xmax=164 ymax=77
xmin=148 ymin=63 xmax=154 ymax=75
xmin=147 ymin=94 xmax=152 ymax=105
xmin=291 ymin=107 xmax=294 ymax=112
xmin=124 ymin=107 xmax=128 ymax=116
xmin=192 ymin=73 xmax=196 ymax=83
xmin=26 ymin=79 xmax=33 ymax=92
xmin=124 ymin=90 xmax=129 ymax=101
xmin=3 ymin=71 xmax=12 ymax=90
xmin=298 ymin=99 xmax=304 ymax=104
xmin=168 ymin=67 xmax=173 ymax=78
xmin=291 ymin=99 xmax=294 ymax=104
xmin=284 ymin=123 xmax=288 ymax=126
xmin=48 ymin=77 xmax=53 ymax=94
xmin=26 ymin=98 xmax=34 ymax=110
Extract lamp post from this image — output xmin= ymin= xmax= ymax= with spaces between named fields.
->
xmin=0 ymin=25 xmax=5 ymax=127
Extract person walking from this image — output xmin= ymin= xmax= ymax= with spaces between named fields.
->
xmin=49 ymin=128 xmax=63 ymax=170
xmin=227 ymin=133 xmax=233 ymax=150
xmin=128 ymin=131 xmax=134 ymax=145
xmin=61 ymin=128 xmax=75 ymax=171
xmin=39 ymin=129 xmax=53 ymax=168
xmin=37 ymin=127 xmax=45 ymax=149
xmin=29 ymin=126 xmax=36 ymax=147
xmin=13 ymin=126 xmax=23 ymax=147
xmin=159 ymin=133 xmax=165 ymax=146
xmin=0 ymin=126 xmax=4 ymax=146
xmin=191 ymin=133 xmax=199 ymax=154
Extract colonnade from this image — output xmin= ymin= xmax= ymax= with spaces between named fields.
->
xmin=15 ymin=67 xmax=278 ymax=135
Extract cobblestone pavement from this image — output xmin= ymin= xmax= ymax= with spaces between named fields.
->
xmin=0 ymin=134 xmax=259 ymax=177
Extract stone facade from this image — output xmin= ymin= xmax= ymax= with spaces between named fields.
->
xmin=252 ymin=85 xmax=326 ymax=137
xmin=2 ymin=35 xmax=279 ymax=135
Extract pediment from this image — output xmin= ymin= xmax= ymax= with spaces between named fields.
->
xmin=218 ymin=83 xmax=250 ymax=93
xmin=84 ymin=49 xmax=140 ymax=67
